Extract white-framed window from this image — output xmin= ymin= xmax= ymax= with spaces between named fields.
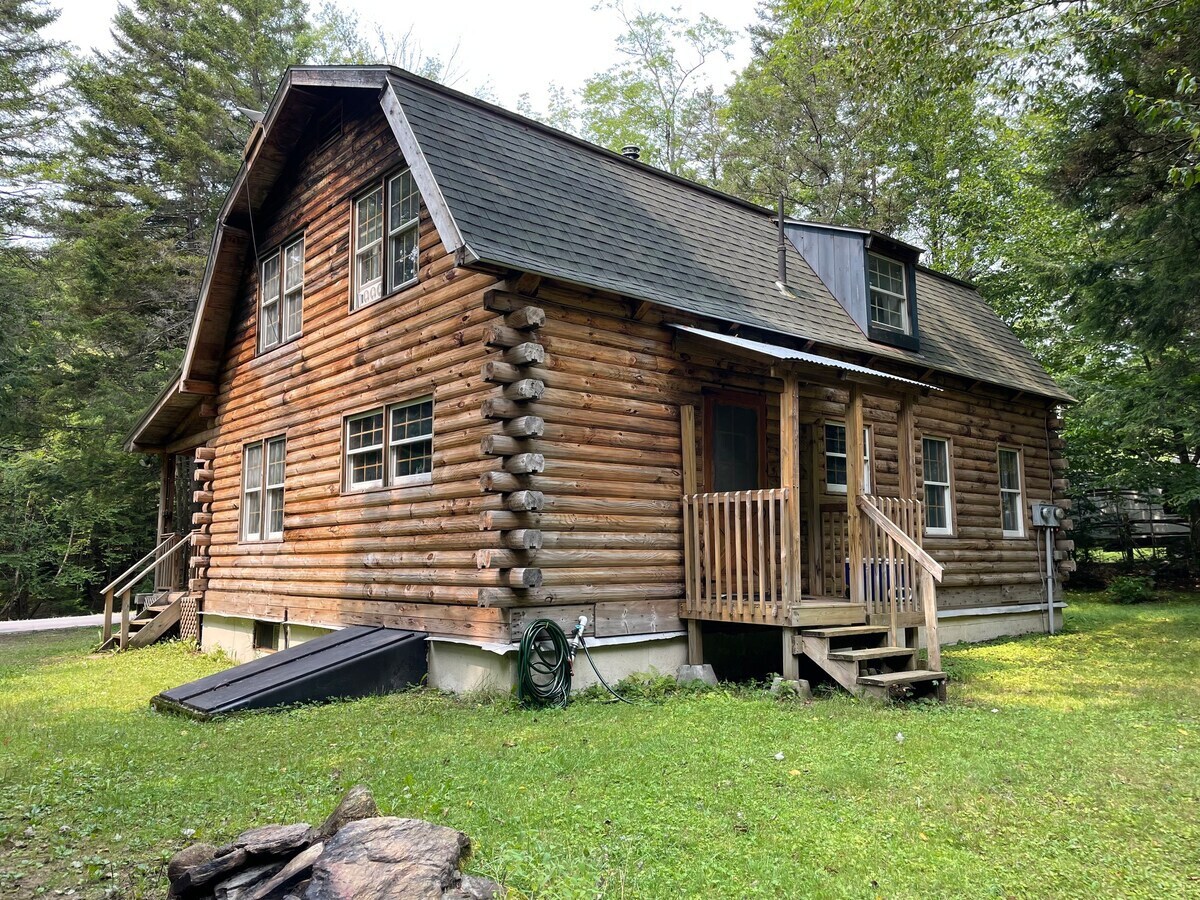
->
xmin=242 ymin=435 xmax=285 ymax=541
xmin=922 ymin=436 xmax=953 ymax=536
xmin=825 ymin=422 xmax=871 ymax=494
xmin=352 ymin=168 xmax=420 ymax=310
xmin=998 ymin=447 xmax=1024 ymax=537
xmin=259 ymin=237 xmax=303 ymax=351
xmin=345 ymin=397 xmax=433 ymax=491
xmin=868 ymin=253 xmax=910 ymax=333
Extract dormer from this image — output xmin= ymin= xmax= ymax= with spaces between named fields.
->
xmin=784 ymin=222 xmax=922 ymax=352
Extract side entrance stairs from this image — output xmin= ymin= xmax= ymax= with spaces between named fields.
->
xmin=98 ymin=591 xmax=184 ymax=652
xmin=796 ymin=625 xmax=947 ymax=701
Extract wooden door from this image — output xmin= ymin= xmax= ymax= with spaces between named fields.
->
xmin=705 ymin=391 xmax=766 ymax=492
xmin=704 ymin=392 xmax=767 ymax=603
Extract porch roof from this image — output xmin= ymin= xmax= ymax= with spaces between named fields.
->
xmin=671 ymin=325 xmax=942 ymax=392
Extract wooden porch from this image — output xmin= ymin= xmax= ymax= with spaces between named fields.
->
xmin=678 ymin=372 xmax=946 ymax=697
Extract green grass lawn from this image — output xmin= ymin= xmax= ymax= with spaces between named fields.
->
xmin=1 ymin=595 xmax=1198 ymax=899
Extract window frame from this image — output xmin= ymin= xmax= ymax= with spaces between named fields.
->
xmin=866 ymin=252 xmax=910 ymax=335
xmin=824 ymin=421 xmax=872 ymax=495
xmin=258 ymin=235 xmax=304 ymax=353
xmin=253 ymin=620 xmax=280 ymax=652
xmin=350 ymin=167 xmax=421 ymax=312
xmin=241 ymin=435 xmax=286 ymax=542
xmin=343 ymin=396 xmax=434 ymax=493
xmin=998 ymin=446 xmax=1025 ymax=538
xmin=863 ymin=244 xmax=920 ymax=351
xmin=922 ymin=435 xmax=954 ymax=537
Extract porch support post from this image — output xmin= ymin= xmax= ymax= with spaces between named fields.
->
xmin=779 ymin=372 xmax=802 ymax=680
xmin=158 ymin=452 xmax=173 ymax=538
xmin=846 ymin=384 xmax=865 ymax=606
xmin=897 ymin=393 xmax=916 ymax=499
xmin=681 ymin=404 xmax=702 ymax=665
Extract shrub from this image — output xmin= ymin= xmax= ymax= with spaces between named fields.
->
xmin=1108 ymin=574 xmax=1157 ymax=604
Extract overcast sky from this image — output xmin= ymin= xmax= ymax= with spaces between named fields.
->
xmin=47 ymin=0 xmax=763 ymax=110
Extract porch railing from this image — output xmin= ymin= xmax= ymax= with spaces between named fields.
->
xmin=682 ymin=488 xmax=792 ymax=622
xmin=857 ymin=495 xmax=944 ymax=668
xmin=102 ymin=531 xmax=194 ymax=650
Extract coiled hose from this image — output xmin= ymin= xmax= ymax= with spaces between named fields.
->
xmin=516 ymin=619 xmax=572 ymax=708
xmin=516 ymin=618 xmax=633 ymax=708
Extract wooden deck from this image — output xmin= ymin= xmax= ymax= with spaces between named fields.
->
xmin=679 ymin=596 xmax=866 ymax=628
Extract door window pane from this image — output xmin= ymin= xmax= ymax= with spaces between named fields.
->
xmin=711 ymin=402 xmax=759 ymax=492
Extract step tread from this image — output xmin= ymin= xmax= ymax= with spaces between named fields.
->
xmin=801 ymin=625 xmax=890 ymax=639
xmin=857 ymin=669 xmax=946 ymax=686
xmin=829 ymin=646 xmax=915 ymax=662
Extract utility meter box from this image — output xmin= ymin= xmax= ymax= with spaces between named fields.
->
xmin=1030 ymin=502 xmax=1065 ymax=528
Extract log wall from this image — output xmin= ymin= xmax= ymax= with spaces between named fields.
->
xmin=200 ymin=95 xmax=507 ymax=640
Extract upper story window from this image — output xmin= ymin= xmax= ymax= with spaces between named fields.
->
xmin=259 ymin=237 xmax=304 ymax=351
xmin=825 ymin=422 xmax=871 ymax=494
xmin=344 ymin=396 xmax=433 ymax=491
xmin=922 ymin=436 xmax=953 ymax=536
xmin=352 ymin=168 xmax=421 ymax=311
xmin=998 ymin=447 xmax=1025 ymax=537
xmin=242 ymin=435 xmax=285 ymax=541
xmin=867 ymin=253 xmax=909 ymax=334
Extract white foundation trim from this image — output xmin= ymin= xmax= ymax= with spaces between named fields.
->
xmin=430 ymin=629 xmax=687 ymax=656
xmin=938 ymin=602 xmax=1067 ymax=619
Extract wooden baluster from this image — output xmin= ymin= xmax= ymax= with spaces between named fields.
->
xmin=768 ymin=492 xmax=778 ymax=608
xmin=734 ymin=493 xmax=745 ymax=618
xmin=887 ymin=526 xmax=899 ymax=645
xmin=757 ymin=492 xmax=767 ymax=618
xmin=780 ymin=489 xmax=792 ymax=606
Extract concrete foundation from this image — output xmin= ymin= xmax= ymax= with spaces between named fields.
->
xmin=428 ymin=633 xmax=688 ymax=694
xmin=931 ymin=602 xmax=1066 ymax=647
xmin=199 ymin=615 xmax=335 ymax=663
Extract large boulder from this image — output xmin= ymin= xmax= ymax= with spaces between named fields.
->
xmin=304 ymin=818 xmax=498 ymax=899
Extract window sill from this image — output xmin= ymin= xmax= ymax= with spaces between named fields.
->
xmin=924 ymin=530 xmax=954 ymax=539
xmin=343 ymin=472 xmax=433 ymax=496
xmin=1002 ymin=531 xmax=1026 ymax=540
xmin=350 ymin=278 xmax=419 ymax=314
xmin=256 ymin=335 xmax=302 ymax=359
xmin=237 ymin=537 xmax=286 ymax=546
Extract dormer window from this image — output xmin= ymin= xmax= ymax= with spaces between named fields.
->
xmin=867 ymin=253 xmax=909 ymax=334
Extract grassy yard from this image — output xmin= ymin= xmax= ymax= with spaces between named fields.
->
xmin=1 ymin=595 xmax=1198 ymax=898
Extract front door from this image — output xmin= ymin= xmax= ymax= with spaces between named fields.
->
xmin=703 ymin=391 xmax=769 ymax=603
xmin=706 ymin=391 xmax=765 ymax=491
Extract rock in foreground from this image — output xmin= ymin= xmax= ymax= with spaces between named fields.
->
xmin=166 ymin=786 xmax=501 ymax=900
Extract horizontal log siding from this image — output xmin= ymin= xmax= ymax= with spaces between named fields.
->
xmin=201 ymin=97 xmax=504 ymax=638
xmin=514 ymin=280 xmax=1058 ymax=622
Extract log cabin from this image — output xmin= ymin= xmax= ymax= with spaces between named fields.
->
xmin=121 ymin=65 xmax=1073 ymax=697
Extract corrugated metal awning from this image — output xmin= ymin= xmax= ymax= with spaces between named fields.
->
xmin=671 ymin=324 xmax=941 ymax=391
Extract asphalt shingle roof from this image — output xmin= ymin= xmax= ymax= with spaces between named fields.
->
xmin=396 ymin=74 xmax=1069 ymax=401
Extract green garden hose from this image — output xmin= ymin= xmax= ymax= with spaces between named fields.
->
xmin=516 ymin=617 xmax=634 ymax=709
xmin=516 ymin=619 xmax=572 ymax=708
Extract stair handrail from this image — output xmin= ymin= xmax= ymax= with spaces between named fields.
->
xmin=111 ymin=531 xmax=194 ymax=598
xmin=103 ymin=531 xmax=195 ymax=648
xmin=857 ymin=495 xmax=943 ymax=671
xmin=857 ymin=496 xmax=943 ymax=581
xmin=100 ymin=533 xmax=175 ymax=595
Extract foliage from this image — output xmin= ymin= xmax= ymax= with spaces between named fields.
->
xmin=1106 ymin=574 xmax=1157 ymax=604
xmin=575 ymin=1 xmax=735 ymax=180
xmin=3 ymin=595 xmax=1200 ymax=896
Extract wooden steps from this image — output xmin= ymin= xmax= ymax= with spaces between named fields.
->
xmin=828 ymin=646 xmax=915 ymax=662
xmin=797 ymin=624 xmax=946 ymax=702
xmin=98 ymin=595 xmax=183 ymax=652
